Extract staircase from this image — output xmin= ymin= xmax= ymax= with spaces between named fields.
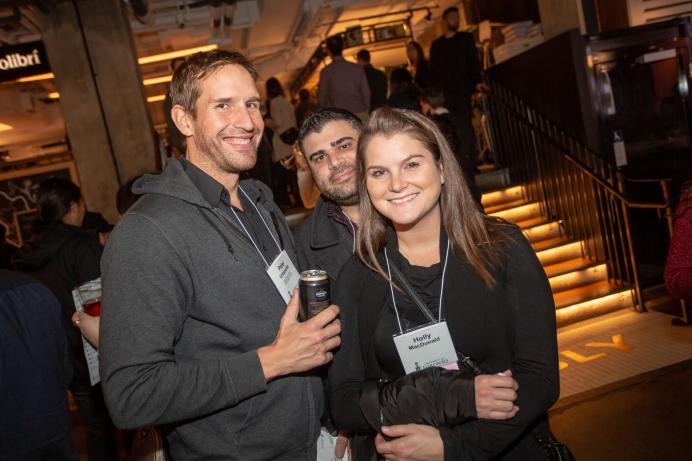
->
xmin=481 ymin=184 xmax=635 ymax=328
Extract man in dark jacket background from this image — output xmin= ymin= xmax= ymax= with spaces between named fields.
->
xmin=357 ymin=49 xmax=387 ymax=112
xmin=0 ymin=270 xmax=77 ymax=461
xmin=100 ymin=50 xmax=341 ymax=460
xmin=429 ymin=6 xmax=482 ymax=164
xmin=294 ymin=108 xmax=362 ymax=289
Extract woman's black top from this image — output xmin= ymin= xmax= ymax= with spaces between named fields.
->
xmin=328 ymin=224 xmax=560 ymax=460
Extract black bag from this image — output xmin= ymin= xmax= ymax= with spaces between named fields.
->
xmin=389 ymin=263 xmax=576 ymax=461
xmin=279 ymin=127 xmax=299 ymax=145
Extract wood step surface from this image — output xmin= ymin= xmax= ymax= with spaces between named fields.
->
xmin=553 ymin=279 xmax=620 ymax=309
xmin=543 ymin=257 xmax=599 ymax=278
xmin=548 ymin=263 xmax=608 ymax=294
xmin=481 ymin=185 xmax=524 ymax=208
xmin=489 ymin=201 xmax=542 ymax=223
xmin=555 ymin=288 xmax=633 ymax=327
xmin=536 ymin=240 xmax=584 ymax=267
xmin=531 ymin=235 xmax=572 ymax=253
xmin=522 ymin=221 xmax=562 ymax=244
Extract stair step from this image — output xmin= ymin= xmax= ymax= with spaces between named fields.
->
xmin=523 ymin=221 xmax=562 ymax=244
xmin=553 ymin=279 xmax=621 ymax=309
xmin=536 ymin=240 xmax=584 ymax=266
xmin=531 ymin=235 xmax=571 ymax=252
xmin=489 ymin=201 xmax=542 ymax=223
xmin=556 ymin=288 xmax=634 ymax=327
xmin=484 ymin=198 xmax=528 ymax=215
xmin=514 ymin=216 xmax=549 ymax=229
xmin=548 ymin=263 xmax=608 ymax=294
xmin=475 ymin=166 xmax=511 ymax=191
xmin=543 ymin=257 xmax=598 ymax=278
xmin=481 ymin=185 xmax=524 ymax=208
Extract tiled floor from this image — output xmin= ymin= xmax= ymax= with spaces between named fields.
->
xmin=556 ymin=309 xmax=692 ymax=401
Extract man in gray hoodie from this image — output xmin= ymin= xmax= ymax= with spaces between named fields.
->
xmin=99 ymin=50 xmax=341 ymax=460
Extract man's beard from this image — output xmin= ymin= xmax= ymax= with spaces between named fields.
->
xmin=195 ymin=131 xmax=257 ymax=174
xmin=317 ymin=162 xmax=359 ymax=206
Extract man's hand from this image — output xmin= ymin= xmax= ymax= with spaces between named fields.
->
xmin=475 ymin=369 xmax=519 ymax=420
xmin=375 ymin=424 xmax=443 ymax=461
xmin=258 ymin=289 xmax=341 ymax=381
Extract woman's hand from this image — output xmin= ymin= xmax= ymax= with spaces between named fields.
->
xmin=71 ymin=311 xmax=100 ymax=349
xmin=375 ymin=424 xmax=443 ymax=461
xmin=475 ymin=369 xmax=519 ymax=420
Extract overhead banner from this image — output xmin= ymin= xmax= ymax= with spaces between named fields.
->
xmin=0 ymin=41 xmax=50 ymax=83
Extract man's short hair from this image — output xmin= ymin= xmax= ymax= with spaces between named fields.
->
xmin=443 ymin=6 xmax=459 ymax=19
xmin=356 ymin=49 xmax=371 ymax=63
xmin=169 ymin=50 xmax=257 ymax=117
xmin=420 ymin=87 xmax=446 ymax=109
xmin=298 ymin=108 xmax=363 ymax=155
xmin=326 ymin=35 xmax=344 ymax=56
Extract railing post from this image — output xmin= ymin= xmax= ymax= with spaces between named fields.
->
xmin=618 ymin=175 xmax=646 ymax=312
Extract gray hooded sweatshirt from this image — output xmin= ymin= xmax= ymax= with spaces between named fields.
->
xmin=99 ymin=159 xmax=322 ymax=460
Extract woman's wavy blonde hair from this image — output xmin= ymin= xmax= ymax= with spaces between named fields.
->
xmin=355 ymin=107 xmax=509 ymax=286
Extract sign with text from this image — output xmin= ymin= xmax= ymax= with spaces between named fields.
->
xmin=0 ymin=41 xmax=50 ymax=82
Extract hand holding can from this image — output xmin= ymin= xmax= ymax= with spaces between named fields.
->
xmin=299 ymin=270 xmax=330 ymax=321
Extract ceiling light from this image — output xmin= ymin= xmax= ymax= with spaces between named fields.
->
xmin=0 ymin=122 xmax=13 ymax=132
xmin=143 ymin=75 xmax=173 ymax=86
xmin=147 ymin=94 xmax=166 ymax=103
xmin=15 ymin=72 xmax=54 ymax=82
xmin=138 ymin=44 xmax=219 ymax=65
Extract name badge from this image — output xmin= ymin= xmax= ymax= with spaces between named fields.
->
xmin=266 ymin=249 xmax=300 ymax=304
xmin=393 ymin=321 xmax=458 ymax=374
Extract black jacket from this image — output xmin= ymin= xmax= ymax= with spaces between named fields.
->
xmin=363 ymin=64 xmax=388 ymax=111
xmin=293 ymin=197 xmax=354 ymax=283
xmin=429 ymin=31 xmax=481 ymax=107
xmin=13 ymin=222 xmax=102 ymax=385
xmin=0 ymin=270 xmax=75 ymax=459
xmin=328 ymin=225 xmax=560 ymax=460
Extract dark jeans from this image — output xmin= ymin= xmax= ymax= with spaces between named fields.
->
xmin=2 ymin=435 xmax=79 ymax=461
xmin=70 ymin=381 xmax=118 ymax=461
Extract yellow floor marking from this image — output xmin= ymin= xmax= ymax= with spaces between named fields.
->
xmin=560 ymin=349 xmax=607 ymax=363
xmin=585 ymin=334 xmax=633 ymax=352
xmin=559 ymin=361 xmax=569 ymax=370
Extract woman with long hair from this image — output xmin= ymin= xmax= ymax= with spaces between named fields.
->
xmin=328 ymin=108 xmax=559 ymax=460
xmin=387 ymin=67 xmax=420 ymax=112
xmin=407 ymin=40 xmax=430 ymax=90
xmin=13 ymin=177 xmax=119 ymax=461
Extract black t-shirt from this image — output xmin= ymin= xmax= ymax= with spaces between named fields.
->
xmin=181 ymin=157 xmax=280 ymax=264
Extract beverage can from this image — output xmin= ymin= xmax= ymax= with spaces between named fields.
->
xmin=299 ymin=270 xmax=330 ymax=321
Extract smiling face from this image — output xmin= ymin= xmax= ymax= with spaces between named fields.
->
xmin=178 ymin=64 xmax=264 ymax=175
xmin=302 ymin=120 xmax=360 ymax=206
xmin=364 ymin=132 xmax=444 ymax=231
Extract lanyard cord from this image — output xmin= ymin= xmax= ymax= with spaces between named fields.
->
xmin=342 ymin=210 xmax=356 ymax=254
xmin=229 ymin=185 xmax=283 ymax=268
xmin=384 ymin=240 xmax=451 ymax=334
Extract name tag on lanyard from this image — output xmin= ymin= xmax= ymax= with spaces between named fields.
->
xmin=266 ymin=249 xmax=300 ymax=304
xmin=393 ymin=321 xmax=458 ymax=374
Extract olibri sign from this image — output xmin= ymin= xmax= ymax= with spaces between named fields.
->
xmin=0 ymin=41 xmax=50 ymax=83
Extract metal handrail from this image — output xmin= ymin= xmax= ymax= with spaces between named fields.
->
xmin=482 ymin=88 xmax=671 ymax=210
xmin=483 ymin=81 xmax=676 ymax=314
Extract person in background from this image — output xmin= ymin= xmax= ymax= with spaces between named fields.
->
xmin=1 ymin=269 xmax=78 ymax=461
xmin=295 ymin=88 xmax=318 ymax=128
xmin=356 ymin=49 xmax=387 ymax=112
xmin=294 ymin=108 xmax=363 ymax=285
xmin=420 ymin=87 xmax=481 ymax=206
xmin=387 ymin=67 xmax=420 ymax=112
xmin=329 ymin=108 xmax=559 ymax=460
xmin=99 ymin=50 xmax=341 ymax=460
xmin=665 ymin=180 xmax=692 ymax=301
xmin=407 ymin=41 xmax=430 ymax=90
xmin=0 ymin=225 xmax=17 ymax=270
xmin=429 ymin=6 xmax=482 ymax=162
xmin=12 ymin=177 xmax=118 ymax=461
xmin=266 ymin=76 xmax=301 ymax=208
xmin=318 ymin=34 xmax=370 ymax=120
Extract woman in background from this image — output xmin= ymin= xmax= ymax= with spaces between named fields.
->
xmin=13 ymin=178 xmax=118 ymax=461
xmin=407 ymin=41 xmax=430 ymax=90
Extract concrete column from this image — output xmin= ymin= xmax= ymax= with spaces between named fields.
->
xmin=41 ymin=0 xmax=157 ymax=222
